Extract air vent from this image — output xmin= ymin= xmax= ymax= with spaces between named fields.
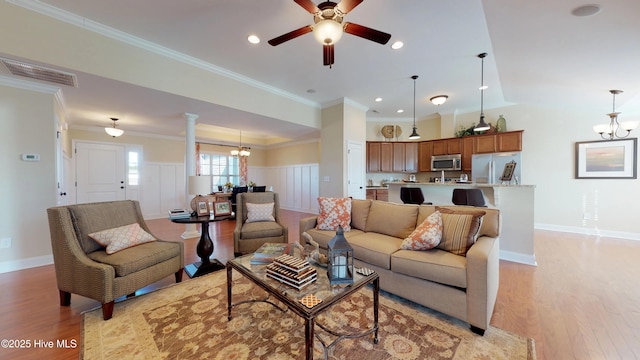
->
xmin=0 ymin=57 xmax=77 ymax=87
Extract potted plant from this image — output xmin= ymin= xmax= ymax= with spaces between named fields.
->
xmin=224 ymin=181 xmax=233 ymax=193
xmin=248 ymin=180 xmax=256 ymax=192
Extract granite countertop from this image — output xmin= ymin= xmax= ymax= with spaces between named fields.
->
xmin=386 ymin=181 xmax=535 ymax=188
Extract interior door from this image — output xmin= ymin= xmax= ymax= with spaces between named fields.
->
xmin=347 ymin=141 xmax=365 ymax=199
xmin=75 ymin=142 xmax=126 ymax=203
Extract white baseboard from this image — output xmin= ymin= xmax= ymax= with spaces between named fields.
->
xmin=0 ymin=255 xmax=53 ymax=274
xmin=499 ymin=250 xmax=537 ymax=266
xmin=535 ymin=223 xmax=640 ymax=241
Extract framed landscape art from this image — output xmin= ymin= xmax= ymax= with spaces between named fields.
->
xmin=213 ymin=201 xmax=232 ymax=216
xmin=575 ymin=138 xmax=637 ymax=179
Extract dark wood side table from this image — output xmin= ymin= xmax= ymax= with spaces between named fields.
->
xmin=171 ymin=214 xmax=232 ymax=278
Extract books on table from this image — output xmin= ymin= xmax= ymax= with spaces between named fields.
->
xmin=250 ymin=243 xmax=291 ymax=264
xmin=266 ymin=254 xmax=317 ymax=290
xmin=168 ymin=209 xmax=191 ymax=219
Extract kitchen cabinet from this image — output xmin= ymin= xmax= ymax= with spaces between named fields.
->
xmin=418 ymin=141 xmax=433 ymax=172
xmin=497 ymin=130 xmax=523 ymax=152
xmin=432 ymin=138 xmax=461 ymax=155
xmin=461 ymin=137 xmax=474 ymax=172
xmin=474 ymin=135 xmax=497 ymax=153
xmin=366 ymin=142 xmax=393 ymax=172
xmin=393 ymin=142 xmax=418 ymax=172
xmin=367 ymin=142 xmax=380 ymax=172
xmin=367 ymin=188 xmax=388 ymax=201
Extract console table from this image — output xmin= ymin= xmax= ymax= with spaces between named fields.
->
xmin=171 ymin=214 xmax=232 ymax=277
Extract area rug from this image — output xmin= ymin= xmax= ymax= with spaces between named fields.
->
xmin=82 ymin=271 xmax=535 ymax=360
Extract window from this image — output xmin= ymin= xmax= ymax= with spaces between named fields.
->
xmin=127 ymin=150 xmax=139 ymax=186
xmin=199 ymin=153 xmax=239 ymax=188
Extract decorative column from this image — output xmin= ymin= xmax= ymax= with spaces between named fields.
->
xmin=182 ymin=112 xmax=200 ymax=239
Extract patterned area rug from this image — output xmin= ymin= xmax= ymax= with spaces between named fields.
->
xmin=82 ymin=271 xmax=535 ymax=360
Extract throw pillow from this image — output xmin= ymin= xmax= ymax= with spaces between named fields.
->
xmin=316 ymin=197 xmax=352 ymax=231
xmin=436 ymin=207 xmax=486 ymax=256
xmin=401 ymin=211 xmax=443 ymax=250
xmin=246 ymin=202 xmax=275 ymax=223
xmin=88 ymin=223 xmax=156 ymax=254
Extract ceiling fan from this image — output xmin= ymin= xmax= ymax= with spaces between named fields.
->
xmin=268 ymin=0 xmax=391 ymax=67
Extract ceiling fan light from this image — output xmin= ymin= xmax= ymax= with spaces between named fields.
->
xmin=313 ymin=19 xmax=343 ymax=45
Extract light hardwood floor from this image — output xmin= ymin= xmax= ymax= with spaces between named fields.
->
xmin=0 ymin=209 xmax=638 ymax=359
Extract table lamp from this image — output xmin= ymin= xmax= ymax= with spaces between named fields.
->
xmin=188 ymin=175 xmax=211 ymax=212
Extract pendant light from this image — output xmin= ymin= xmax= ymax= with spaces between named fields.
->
xmin=593 ymin=90 xmax=638 ymax=139
xmin=474 ymin=53 xmax=490 ymax=132
xmin=105 ymin=117 xmax=124 ymax=137
xmin=408 ymin=75 xmax=420 ymax=140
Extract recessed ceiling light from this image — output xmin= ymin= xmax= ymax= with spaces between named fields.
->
xmin=306 ymin=89 xmax=316 ymax=94
xmin=397 ymin=109 xmax=404 ymax=113
xmin=571 ymin=5 xmax=602 ymax=17
xmin=375 ymin=97 xmax=382 ymax=102
xmin=391 ymin=41 xmax=403 ymax=50
xmin=247 ymin=35 xmax=260 ymax=44
xmin=479 ymin=85 xmax=488 ymax=90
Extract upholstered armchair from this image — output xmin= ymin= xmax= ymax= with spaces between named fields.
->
xmin=233 ymin=192 xmax=288 ymax=255
xmin=47 ymin=200 xmax=184 ymax=320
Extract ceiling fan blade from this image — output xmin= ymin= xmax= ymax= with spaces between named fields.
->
xmin=343 ymin=22 xmax=391 ymax=44
xmin=294 ymin=0 xmax=320 ymax=14
xmin=268 ymin=25 xmax=313 ymax=46
xmin=323 ymin=44 xmax=335 ymax=67
xmin=337 ymin=0 xmax=364 ymax=14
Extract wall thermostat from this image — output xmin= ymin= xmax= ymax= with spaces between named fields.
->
xmin=21 ymin=154 xmax=40 ymax=161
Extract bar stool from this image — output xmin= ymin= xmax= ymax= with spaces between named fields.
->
xmin=452 ymin=188 xmax=487 ymax=207
xmin=400 ymin=187 xmax=432 ymax=205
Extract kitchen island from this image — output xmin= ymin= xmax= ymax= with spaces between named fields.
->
xmin=388 ymin=182 xmax=536 ymax=266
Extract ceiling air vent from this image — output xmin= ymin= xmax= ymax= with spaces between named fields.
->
xmin=0 ymin=57 xmax=77 ymax=87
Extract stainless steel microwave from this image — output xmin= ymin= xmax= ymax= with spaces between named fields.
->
xmin=431 ymin=154 xmax=461 ymax=171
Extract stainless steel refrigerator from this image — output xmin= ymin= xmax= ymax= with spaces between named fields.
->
xmin=471 ymin=152 xmax=522 ymax=184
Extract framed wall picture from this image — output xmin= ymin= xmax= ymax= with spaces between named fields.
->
xmin=213 ymin=200 xmax=232 ymax=216
xmin=196 ymin=201 xmax=210 ymax=216
xmin=500 ymin=160 xmax=517 ymax=182
xmin=575 ymin=138 xmax=637 ymax=179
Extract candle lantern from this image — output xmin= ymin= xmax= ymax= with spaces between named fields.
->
xmin=326 ymin=226 xmax=354 ymax=285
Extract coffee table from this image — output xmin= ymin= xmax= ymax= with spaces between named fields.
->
xmin=227 ymin=254 xmax=379 ymax=360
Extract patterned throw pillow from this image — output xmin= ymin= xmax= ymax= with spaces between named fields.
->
xmin=246 ymin=202 xmax=275 ymax=223
xmin=88 ymin=223 xmax=156 ymax=254
xmin=400 ymin=211 xmax=443 ymax=250
xmin=316 ymin=197 xmax=352 ymax=231
xmin=436 ymin=207 xmax=486 ymax=256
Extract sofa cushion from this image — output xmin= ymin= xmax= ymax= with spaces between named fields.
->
xmin=88 ymin=223 xmax=156 ymax=254
xmin=350 ymin=199 xmax=372 ymax=231
xmin=246 ymin=202 xmax=275 ymax=223
xmin=240 ymin=221 xmax=285 ymax=240
xmin=401 ymin=211 xmax=443 ymax=251
xmin=316 ymin=197 xmax=352 ymax=231
xmin=69 ymin=201 xmax=143 ymax=253
xmin=87 ymin=241 xmax=181 ymax=277
xmin=391 ymin=249 xmax=467 ymax=288
xmin=365 ymin=201 xmax=418 ymax=239
xmin=420 ymin=205 xmax=500 ymax=238
xmin=348 ymin=232 xmax=403 ymax=270
xmin=304 ymin=228 xmax=365 ymax=250
xmin=436 ymin=207 xmax=486 ymax=256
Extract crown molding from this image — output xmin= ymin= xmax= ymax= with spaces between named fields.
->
xmin=8 ymin=0 xmax=321 ymax=109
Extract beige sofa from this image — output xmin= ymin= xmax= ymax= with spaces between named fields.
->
xmin=300 ymin=199 xmax=500 ymax=335
xmin=47 ymin=200 xmax=184 ymax=320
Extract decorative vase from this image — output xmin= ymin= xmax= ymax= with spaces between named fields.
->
xmin=496 ymin=115 xmax=507 ymax=132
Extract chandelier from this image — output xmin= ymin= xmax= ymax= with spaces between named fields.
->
xmin=230 ymin=130 xmax=250 ymax=157
xmin=593 ymin=90 xmax=638 ymax=140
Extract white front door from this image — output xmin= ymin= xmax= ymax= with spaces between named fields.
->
xmin=347 ymin=141 xmax=365 ymax=199
xmin=75 ymin=142 xmax=126 ymax=203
